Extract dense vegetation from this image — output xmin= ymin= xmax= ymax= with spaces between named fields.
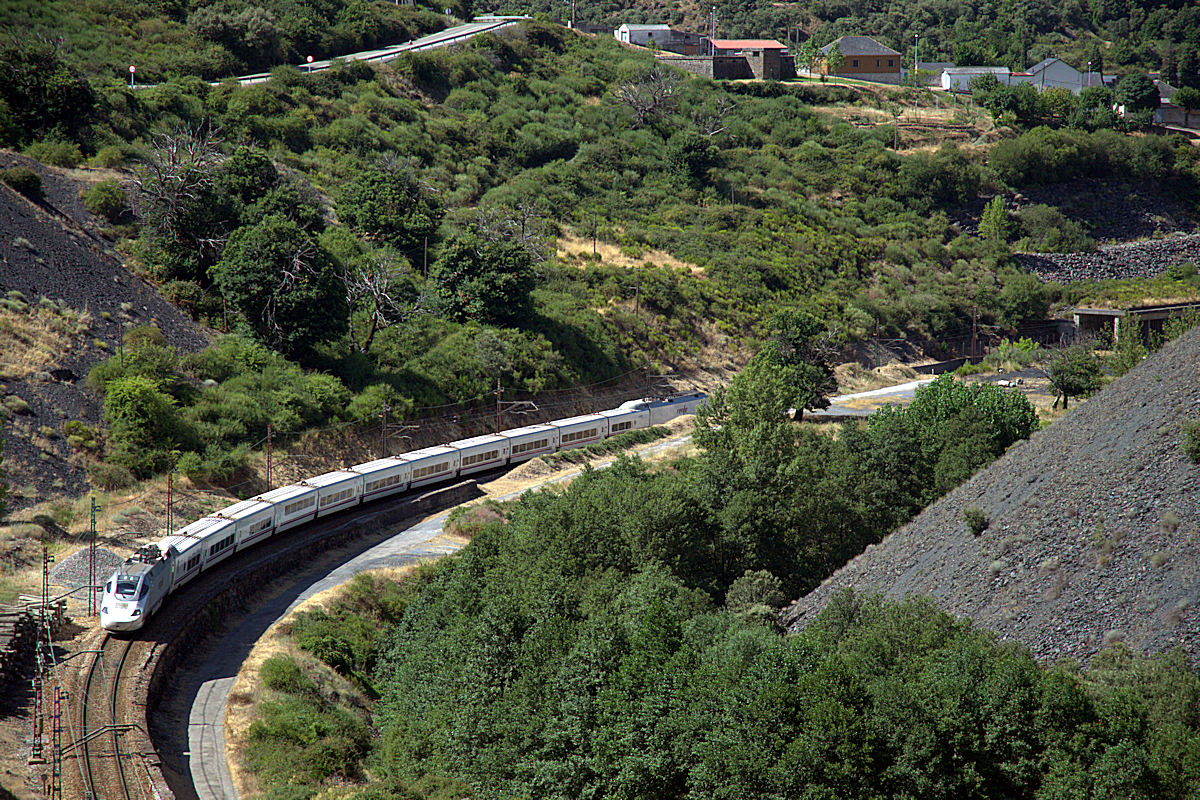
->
xmin=250 ymin=360 xmax=1200 ymax=799
xmin=4 ymin=14 xmax=1198 ymax=483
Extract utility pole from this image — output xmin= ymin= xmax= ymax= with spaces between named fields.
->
xmin=592 ymin=210 xmax=597 ymax=258
xmin=50 ymin=686 xmax=62 ymax=800
xmin=914 ymin=33 xmax=918 ymax=83
xmin=166 ymin=466 xmax=174 ymax=535
xmin=380 ymin=404 xmax=390 ymax=457
xmin=41 ymin=544 xmax=52 ymax=638
xmin=634 ymin=264 xmax=641 ymax=319
xmin=88 ymin=497 xmax=97 ymax=616
xmin=971 ymin=305 xmax=978 ymax=359
xmin=266 ymin=424 xmax=273 ymax=491
xmin=494 ymin=379 xmax=503 ymax=432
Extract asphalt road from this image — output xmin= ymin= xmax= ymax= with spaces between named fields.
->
xmin=806 ymin=377 xmax=937 ymax=418
xmin=233 ymin=17 xmax=524 ymax=85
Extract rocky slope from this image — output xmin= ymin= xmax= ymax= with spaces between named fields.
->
xmin=0 ymin=153 xmax=209 ymax=510
xmin=783 ymin=325 xmax=1200 ymax=665
xmin=1017 ymin=232 xmax=1200 ymax=284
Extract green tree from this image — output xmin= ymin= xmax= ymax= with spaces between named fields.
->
xmin=997 ymin=271 xmax=1049 ymax=326
xmin=979 ymin=196 xmax=1012 ymax=242
xmin=211 ymin=214 xmax=348 ymax=358
xmin=758 ymin=309 xmax=837 ymax=418
xmin=102 ymin=374 xmax=192 ymax=476
xmin=1115 ymin=74 xmax=1159 ymax=113
xmin=1046 ymin=342 xmax=1103 ymax=408
xmin=429 ymin=230 xmax=536 ymax=325
xmin=823 ymin=42 xmax=844 ymax=79
xmin=337 ymin=166 xmax=443 ymax=259
xmin=1172 ymin=86 xmax=1200 ymax=128
xmin=0 ymin=41 xmax=96 ymax=146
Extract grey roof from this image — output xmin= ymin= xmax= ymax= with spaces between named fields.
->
xmin=943 ymin=66 xmax=1010 ymax=74
xmin=1028 ymin=57 xmax=1077 ymax=74
xmin=917 ymin=61 xmax=955 ymax=71
xmin=618 ymin=23 xmax=672 ymax=31
xmin=819 ymin=35 xmax=900 ymax=57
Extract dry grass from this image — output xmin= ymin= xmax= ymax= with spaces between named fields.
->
xmin=0 ymin=304 xmax=91 ymax=380
xmin=556 ymin=232 xmax=705 ymax=275
xmin=833 ymin=361 xmax=922 ymax=394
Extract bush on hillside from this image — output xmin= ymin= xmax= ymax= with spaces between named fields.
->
xmin=82 ymin=179 xmax=127 ymax=222
xmin=0 ymin=167 xmax=42 ymax=199
xmin=1184 ymin=420 xmax=1200 ymax=464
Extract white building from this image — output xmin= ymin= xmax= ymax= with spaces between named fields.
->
xmin=615 ymin=24 xmax=673 ymax=46
xmin=941 ymin=66 xmax=1012 ymax=92
xmin=942 ymin=59 xmax=1106 ymax=94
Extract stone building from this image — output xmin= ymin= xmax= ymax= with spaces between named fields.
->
xmin=818 ymin=35 xmax=901 ymax=84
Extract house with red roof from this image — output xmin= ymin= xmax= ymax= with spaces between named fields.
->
xmin=707 ymin=39 xmax=795 ymax=79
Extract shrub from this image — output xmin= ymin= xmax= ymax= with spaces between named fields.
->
xmin=91 ymin=145 xmax=128 ymax=168
xmin=87 ymin=461 xmax=135 ymax=490
xmin=1 ymin=167 xmax=42 ymax=199
xmin=1166 ymin=261 xmax=1198 ymax=281
xmin=725 ymin=569 xmax=787 ymax=614
xmin=964 ymin=506 xmax=989 ymax=536
xmin=1184 ymin=420 xmax=1200 ymax=464
xmin=260 ymin=654 xmax=317 ymax=696
xmin=82 ymin=179 xmax=127 ymax=222
xmin=24 ymin=139 xmax=83 ymax=167
xmin=3 ymin=395 xmax=31 ymax=414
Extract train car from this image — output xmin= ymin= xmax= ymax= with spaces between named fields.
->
xmin=353 ymin=457 xmax=413 ymax=502
xmin=449 ymin=433 xmax=510 ymax=477
xmin=305 ymin=469 xmax=365 ymax=518
xmin=618 ymin=392 xmax=707 ymax=425
xmin=598 ymin=405 xmax=650 ymax=435
xmin=257 ymin=484 xmax=318 ymax=533
xmin=403 ymin=445 xmax=461 ymax=489
xmin=217 ymin=498 xmax=276 ymax=553
xmin=183 ymin=516 xmax=239 ymax=571
xmin=550 ymin=413 xmax=607 ymax=450
xmin=162 ymin=531 xmax=206 ymax=592
xmin=501 ymin=423 xmax=558 ymax=464
xmin=99 ymin=546 xmax=173 ymax=632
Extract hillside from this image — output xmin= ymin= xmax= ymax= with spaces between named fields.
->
xmin=0 ymin=154 xmax=209 ymax=509
xmin=783 ymin=324 xmax=1200 ymax=665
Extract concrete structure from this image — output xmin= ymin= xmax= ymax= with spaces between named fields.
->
xmin=942 ymin=66 xmax=1014 ymax=92
xmin=942 ymin=59 xmax=1106 ymax=94
xmin=910 ymin=60 xmax=956 ymax=86
xmin=615 ymin=24 xmax=705 ymax=55
xmin=1073 ymin=301 xmax=1200 ymax=345
xmin=708 ymin=39 xmax=794 ymax=79
xmin=819 ymin=35 xmax=901 ymax=84
xmin=1011 ymin=57 xmax=1105 ymax=93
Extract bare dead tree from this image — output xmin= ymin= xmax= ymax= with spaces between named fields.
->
xmin=691 ymin=96 xmax=737 ymax=139
xmin=260 ymin=234 xmax=319 ymax=343
xmin=345 ymin=250 xmax=427 ymax=352
xmin=473 ymin=202 xmax=549 ymax=262
xmin=613 ymin=66 xmax=683 ymax=127
xmin=126 ymin=124 xmax=224 ymax=246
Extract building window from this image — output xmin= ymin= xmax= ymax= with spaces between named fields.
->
xmin=876 ymin=59 xmax=881 ymax=66
xmin=852 ymin=59 xmax=859 ymax=67
xmin=889 ymin=59 xmax=894 ymax=67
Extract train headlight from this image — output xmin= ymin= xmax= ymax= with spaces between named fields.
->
xmin=132 ymin=609 xmax=141 ymax=616
xmin=101 ymin=607 xmax=108 ymax=615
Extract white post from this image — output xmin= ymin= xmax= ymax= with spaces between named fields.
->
xmin=914 ymin=34 xmax=918 ymax=81
xmin=128 ymin=64 xmax=135 ymax=88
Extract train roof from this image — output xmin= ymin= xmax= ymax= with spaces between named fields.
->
xmin=447 ymin=433 xmax=508 ymax=450
xmin=350 ymin=456 xmax=410 ymax=474
xmin=549 ymin=413 xmax=605 ymax=428
xmin=255 ymin=483 xmax=316 ymax=503
xmin=498 ymin=422 xmax=556 ymax=439
xmin=399 ymin=445 xmax=458 ymax=461
xmin=161 ymin=515 xmax=233 ymax=554
xmin=301 ymin=469 xmax=361 ymax=489
xmin=598 ymin=407 xmax=644 ymax=418
xmin=213 ymin=497 xmax=273 ymax=521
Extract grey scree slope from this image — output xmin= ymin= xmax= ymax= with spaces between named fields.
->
xmin=783 ymin=325 xmax=1200 ymax=666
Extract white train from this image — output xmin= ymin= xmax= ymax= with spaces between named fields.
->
xmin=100 ymin=392 xmax=706 ymax=632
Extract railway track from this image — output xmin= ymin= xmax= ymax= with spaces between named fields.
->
xmin=80 ymin=633 xmax=135 ymax=800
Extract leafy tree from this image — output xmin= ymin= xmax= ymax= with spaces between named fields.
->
xmin=1173 ymin=86 xmax=1200 ymax=128
xmin=997 ymin=271 xmax=1049 ymax=327
xmin=758 ymin=309 xmax=837 ymax=418
xmin=1115 ymin=74 xmax=1159 ymax=113
xmin=211 ymin=213 xmax=348 ymax=358
xmin=823 ymin=42 xmax=844 ymax=79
xmin=725 ymin=569 xmax=786 ymax=614
xmin=0 ymin=40 xmax=96 ymax=146
xmin=102 ymin=374 xmax=192 ymax=476
xmin=1047 ymin=342 xmax=1103 ymax=408
xmin=337 ymin=165 xmax=443 ymax=258
xmin=429 ymin=230 xmax=537 ymax=325
xmin=979 ymin=196 xmax=1012 ymax=242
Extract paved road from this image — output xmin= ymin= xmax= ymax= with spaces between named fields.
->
xmin=232 ymin=16 xmax=525 ymax=85
xmin=807 ymin=377 xmax=937 ymax=418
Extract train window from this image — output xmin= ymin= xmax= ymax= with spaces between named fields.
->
xmin=115 ymin=578 xmax=139 ymax=598
xmin=513 ymin=438 xmax=549 ymax=454
xmin=138 ymin=583 xmax=148 ymax=599
xmin=463 ymin=450 xmax=500 ymax=466
xmin=611 ymin=421 xmax=633 ymax=433
xmin=562 ymin=428 xmax=597 ymax=443
xmin=413 ymin=462 xmax=450 ymax=479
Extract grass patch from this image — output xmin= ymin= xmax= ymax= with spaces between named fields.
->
xmin=542 ymin=425 xmax=672 ymax=466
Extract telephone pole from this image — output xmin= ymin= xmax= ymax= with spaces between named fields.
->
xmin=494 ymin=379 xmax=503 ymax=431
xmin=380 ymin=404 xmax=390 ymax=457
xmin=971 ymin=305 xmax=978 ymax=359
xmin=266 ymin=424 xmax=274 ymax=491
xmin=88 ymin=497 xmax=97 ymax=616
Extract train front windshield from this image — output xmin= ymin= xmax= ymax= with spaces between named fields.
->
xmin=112 ymin=576 xmax=145 ymax=599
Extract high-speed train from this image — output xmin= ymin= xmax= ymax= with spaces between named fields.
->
xmin=100 ymin=392 xmax=706 ymax=632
